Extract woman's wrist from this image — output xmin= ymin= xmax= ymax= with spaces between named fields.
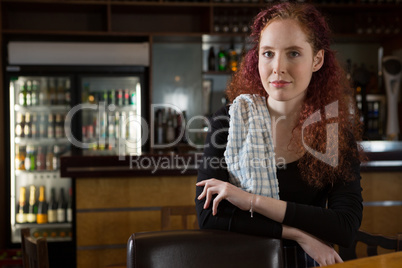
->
xmin=282 ymin=225 xmax=305 ymax=242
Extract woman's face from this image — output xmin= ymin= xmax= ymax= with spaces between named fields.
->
xmin=258 ymin=19 xmax=324 ymax=103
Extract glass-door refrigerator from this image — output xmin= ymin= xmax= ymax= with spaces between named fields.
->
xmin=4 ymin=65 xmax=148 ymax=267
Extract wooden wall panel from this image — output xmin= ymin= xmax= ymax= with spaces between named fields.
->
xmin=361 ymin=172 xmax=402 ymax=201
xmin=76 ymin=175 xmax=198 ymax=267
xmin=76 ymin=211 xmax=161 ymax=246
xmin=76 ymin=176 xmax=197 ymax=209
xmin=77 ymin=248 xmax=126 ymax=268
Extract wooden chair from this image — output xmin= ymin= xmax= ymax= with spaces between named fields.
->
xmin=339 ymin=229 xmax=402 ymax=261
xmin=161 ymin=205 xmax=198 ymax=230
xmin=21 ymin=228 xmax=49 ymax=268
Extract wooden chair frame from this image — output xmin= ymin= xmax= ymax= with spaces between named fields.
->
xmin=21 ymin=228 xmax=49 ymax=268
xmin=339 ymin=229 xmax=402 ymax=261
xmin=161 ymin=205 xmax=198 ymax=230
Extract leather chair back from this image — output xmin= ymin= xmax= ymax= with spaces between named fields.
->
xmin=127 ymin=229 xmax=283 ymax=268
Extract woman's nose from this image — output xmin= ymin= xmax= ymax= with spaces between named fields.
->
xmin=272 ymin=55 xmax=286 ymax=74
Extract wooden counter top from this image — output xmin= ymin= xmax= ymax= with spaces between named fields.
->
xmin=60 ymin=152 xmax=202 ymax=178
xmin=60 ymin=141 xmax=402 ymax=178
xmin=327 ymin=251 xmax=402 ymax=268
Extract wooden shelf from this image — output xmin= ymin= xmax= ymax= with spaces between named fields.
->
xmin=1 ymin=0 xmax=401 ymax=39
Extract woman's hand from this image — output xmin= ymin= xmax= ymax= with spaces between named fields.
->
xmin=283 ymin=225 xmax=343 ymax=267
xmin=196 ymin=179 xmax=252 ymax=216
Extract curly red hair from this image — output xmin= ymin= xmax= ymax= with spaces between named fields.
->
xmin=226 ymin=2 xmax=365 ymax=188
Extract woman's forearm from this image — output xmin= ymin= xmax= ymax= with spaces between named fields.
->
xmin=253 ymin=194 xmax=287 ymax=223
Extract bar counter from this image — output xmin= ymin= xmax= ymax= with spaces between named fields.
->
xmin=60 ymin=141 xmax=402 ymax=268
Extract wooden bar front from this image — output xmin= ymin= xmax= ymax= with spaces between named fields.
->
xmin=61 ymin=142 xmax=402 ymax=267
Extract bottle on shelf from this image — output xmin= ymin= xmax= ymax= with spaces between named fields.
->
xmin=27 ymin=185 xmax=38 ymax=223
xmin=208 ymin=47 xmax=216 ymax=71
xmin=31 ymin=113 xmax=38 ymax=138
xmin=124 ymin=89 xmax=130 ymax=106
xmin=65 ymin=79 xmax=71 ymax=106
xmin=15 ymin=144 xmax=26 ymax=171
xmin=23 ymin=113 xmax=31 ymax=138
xmin=47 ymin=114 xmax=55 ymax=138
xmin=46 ymin=145 xmax=54 ymax=171
xmin=15 ymin=112 xmax=25 ymax=138
xmin=130 ymin=89 xmax=137 ymax=107
xmin=218 ymin=47 xmax=228 ymax=72
xmin=36 ymin=146 xmax=46 ymax=171
xmin=166 ymin=109 xmax=176 ymax=143
xmin=228 ymin=43 xmax=238 ymax=72
xmin=38 ymin=113 xmax=46 ymax=138
xmin=26 ymin=80 xmax=32 ymax=106
xmin=16 ymin=186 xmax=28 ymax=224
xmin=31 ymin=80 xmax=39 ymax=106
xmin=57 ymin=78 xmax=66 ymax=105
xmin=48 ymin=78 xmax=56 ymax=105
xmin=48 ymin=188 xmax=58 ymax=223
xmin=67 ymin=187 xmax=73 ymax=223
xmin=18 ymin=81 xmax=27 ymax=106
xmin=57 ymin=188 xmax=67 ymax=223
xmin=24 ymin=145 xmax=36 ymax=171
xmin=37 ymin=186 xmax=48 ymax=224
xmin=55 ymin=114 xmax=64 ymax=138
xmin=39 ymin=79 xmax=47 ymax=105
xmin=52 ymin=145 xmax=60 ymax=171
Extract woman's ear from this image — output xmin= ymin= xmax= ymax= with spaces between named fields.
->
xmin=313 ymin=49 xmax=324 ymax=72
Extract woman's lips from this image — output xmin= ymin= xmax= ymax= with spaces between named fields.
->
xmin=270 ymin=80 xmax=291 ymax=88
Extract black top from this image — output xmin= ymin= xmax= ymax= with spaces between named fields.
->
xmin=195 ymin=105 xmax=363 ymax=247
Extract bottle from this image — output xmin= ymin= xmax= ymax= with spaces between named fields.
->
xmin=24 ymin=145 xmax=36 ymax=171
xmin=57 ymin=188 xmax=67 ymax=223
xmin=26 ymin=80 xmax=32 ymax=106
xmin=31 ymin=80 xmax=39 ymax=106
xmin=18 ymin=81 xmax=27 ymax=106
xmin=130 ymin=89 xmax=136 ymax=106
xmin=16 ymin=187 xmax=28 ymax=224
xmin=39 ymin=79 xmax=47 ymax=105
xmin=218 ymin=47 xmax=228 ymax=71
xmin=156 ymin=109 xmax=164 ymax=144
xmin=208 ymin=47 xmax=216 ymax=71
xmin=166 ymin=109 xmax=175 ymax=143
xmin=46 ymin=146 xmax=54 ymax=171
xmin=15 ymin=113 xmax=25 ymax=138
xmin=117 ymin=89 xmax=123 ymax=106
xmin=23 ymin=113 xmax=31 ymax=138
xmin=27 ymin=185 xmax=38 ymax=223
xmin=47 ymin=114 xmax=55 ymax=138
xmin=31 ymin=113 xmax=38 ymax=138
xmin=15 ymin=144 xmax=26 ymax=171
xmin=57 ymin=78 xmax=65 ymax=105
xmin=48 ymin=188 xmax=58 ymax=223
xmin=37 ymin=186 xmax=48 ymax=224
xmin=52 ymin=145 xmax=60 ymax=170
xmin=55 ymin=114 xmax=63 ymax=138
xmin=48 ymin=78 xmax=56 ymax=105
xmin=36 ymin=146 xmax=46 ymax=171
xmin=65 ymin=79 xmax=71 ymax=106
xmin=109 ymin=90 xmax=116 ymax=106
xmin=228 ymin=43 xmax=238 ymax=72
xmin=67 ymin=187 xmax=73 ymax=223
xmin=124 ymin=89 xmax=130 ymax=106
xmin=39 ymin=113 xmax=46 ymax=138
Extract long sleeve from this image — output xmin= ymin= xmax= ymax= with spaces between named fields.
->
xmin=195 ymin=105 xmax=283 ymax=238
xmin=282 ymin=155 xmax=363 ymax=247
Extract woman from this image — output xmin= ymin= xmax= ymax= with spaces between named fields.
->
xmin=195 ymin=2 xmax=365 ymax=267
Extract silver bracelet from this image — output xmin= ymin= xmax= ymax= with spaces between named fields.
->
xmin=249 ymin=194 xmax=255 ymax=218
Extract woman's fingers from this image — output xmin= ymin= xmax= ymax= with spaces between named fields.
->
xmin=196 ymin=179 xmax=226 ymax=215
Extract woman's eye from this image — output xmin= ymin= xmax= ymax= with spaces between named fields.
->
xmin=290 ymin=51 xmax=300 ymax=57
xmin=263 ymin=51 xmax=274 ymax=58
